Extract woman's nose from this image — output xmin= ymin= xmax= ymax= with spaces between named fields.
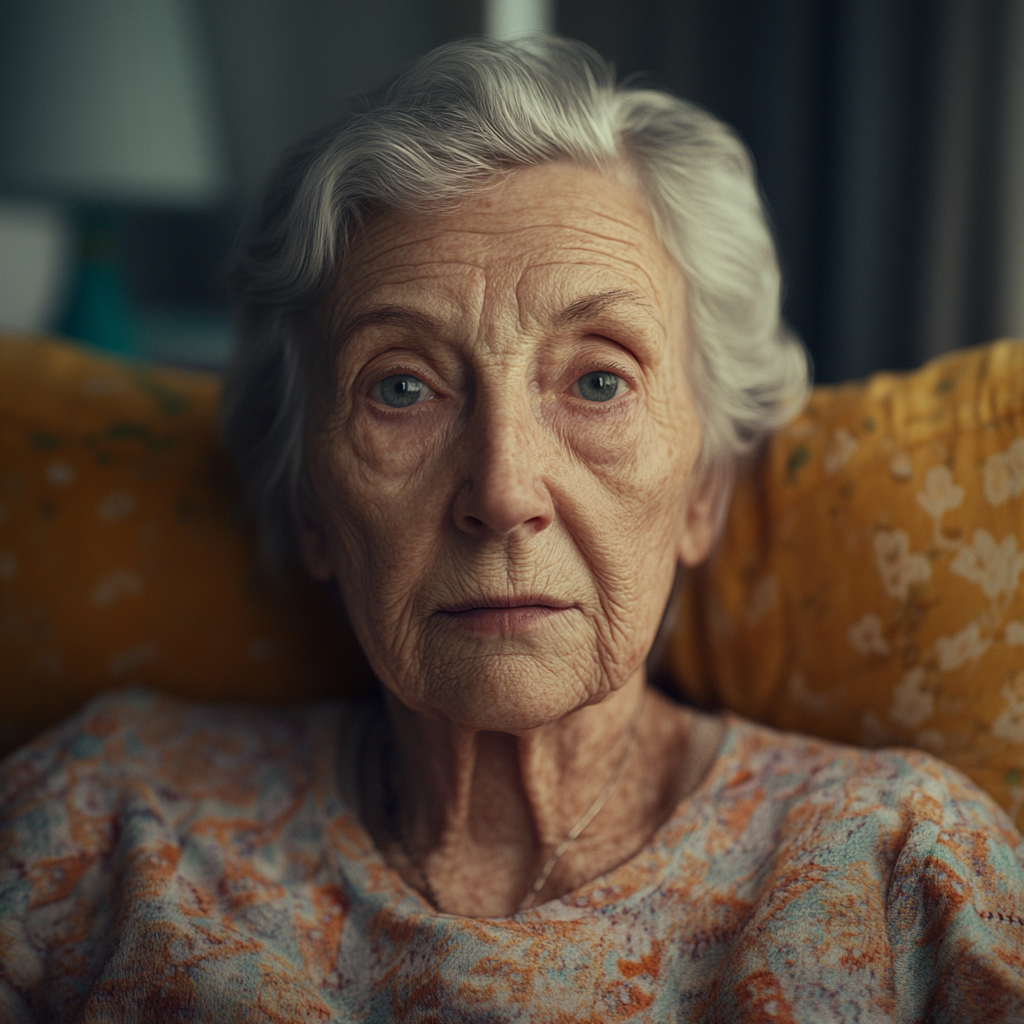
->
xmin=452 ymin=408 xmax=554 ymax=540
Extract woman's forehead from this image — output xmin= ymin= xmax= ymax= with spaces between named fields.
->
xmin=334 ymin=162 xmax=684 ymax=317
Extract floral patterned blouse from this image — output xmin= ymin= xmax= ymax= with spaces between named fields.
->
xmin=2 ymin=689 xmax=1024 ymax=1023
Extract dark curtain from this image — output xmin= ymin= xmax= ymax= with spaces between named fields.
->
xmin=557 ymin=0 xmax=1014 ymax=382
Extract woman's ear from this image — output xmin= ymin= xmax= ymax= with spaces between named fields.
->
xmin=676 ymin=463 xmax=734 ymax=567
xmin=296 ymin=513 xmax=335 ymax=582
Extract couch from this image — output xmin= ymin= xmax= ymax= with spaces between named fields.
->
xmin=1 ymin=334 xmax=1022 ymax=826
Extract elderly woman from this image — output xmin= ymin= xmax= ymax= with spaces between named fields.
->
xmin=3 ymin=36 xmax=1024 ymax=1023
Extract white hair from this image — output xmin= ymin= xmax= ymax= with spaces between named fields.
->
xmin=222 ymin=35 xmax=808 ymax=567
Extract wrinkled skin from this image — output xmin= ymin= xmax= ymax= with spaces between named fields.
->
xmin=300 ymin=161 xmax=725 ymax=917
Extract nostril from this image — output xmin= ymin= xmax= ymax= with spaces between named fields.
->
xmin=452 ymin=444 xmax=554 ymax=538
xmin=454 ymin=492 xmax=552 ymax=538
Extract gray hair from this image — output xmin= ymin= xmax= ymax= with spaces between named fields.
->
xmin=222 ymin=35 xmax=808 ymax=568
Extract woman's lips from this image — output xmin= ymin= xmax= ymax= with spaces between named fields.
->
xmin=435 ymin=597 xmax=574 ymax=634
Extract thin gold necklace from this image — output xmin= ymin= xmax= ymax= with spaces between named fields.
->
xmin=382 ymin=693 xmax=645 ymax=915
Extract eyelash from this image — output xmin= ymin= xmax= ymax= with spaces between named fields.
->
xmin=575 ymin=359 xmax=632 ymax=380
xmin=369 ymin=363 xmax=427 ymax=386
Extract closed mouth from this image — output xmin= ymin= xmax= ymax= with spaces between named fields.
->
xmin=438 ymin=595 xmax=574 ymax=613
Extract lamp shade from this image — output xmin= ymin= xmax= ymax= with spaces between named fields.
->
xmin=0 ymin=0 xmax=225 ymax=207
xmin=483 ymin=0 xmax=554 ymax=40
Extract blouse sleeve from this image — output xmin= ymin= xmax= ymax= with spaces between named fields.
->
xmin=0 ymin=689 xmax=328 ymax=1024
xmin=0 ymin=691 xmax=155 ymax=1024
xmin=884 ymin=753 xmax=1024 ymax=1023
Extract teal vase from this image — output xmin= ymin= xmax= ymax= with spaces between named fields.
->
xmin=60 ymin=211 xmax=136 ymax=355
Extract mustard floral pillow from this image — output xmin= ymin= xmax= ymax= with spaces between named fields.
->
xmin=0 ymin=335 xmax=367 ymax=759
xmin=667 ymin=339 xmax=1024 ymax=828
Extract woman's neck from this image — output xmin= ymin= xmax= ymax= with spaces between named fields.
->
xmin=366 ymin=675 xmax=723 ymax=918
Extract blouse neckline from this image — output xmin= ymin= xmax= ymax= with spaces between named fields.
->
xmin=311 ymin=696 xmax=739 ymax=922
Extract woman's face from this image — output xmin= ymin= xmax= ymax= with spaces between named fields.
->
xmin=301 ymin=161 xmax=719 ymax=731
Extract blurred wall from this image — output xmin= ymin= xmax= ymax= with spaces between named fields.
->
xmin=120 ymin=0 xmax=459 ymax=313
xmin=127 ymin=0 xmax=490 ymax=316
xmin=198 ymin=0 xmax=451 ymax=207
xmin=4 ymin=0 xmax=1020 ymax=379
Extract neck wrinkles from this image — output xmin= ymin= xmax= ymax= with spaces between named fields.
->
xmin=378 ymin=673 xmax=675 ymax=916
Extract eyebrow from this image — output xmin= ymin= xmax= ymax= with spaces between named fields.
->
xmin=340 ymin=304 xmax=447 ymax=341
xmin=553 ymin=289 xmax=664 ymax=332
xmin=340 ymin=290 xmax=663 ymax=342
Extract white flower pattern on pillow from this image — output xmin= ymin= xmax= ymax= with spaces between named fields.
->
xmin=993 ymin=671 xmax=1024 ymax=744
xmin=91 ymin=569 xmax=144 ymax=608
xmin=874 ymin=530 xmax=931 ymax=600
xmin=888 ymin=667 xmax=934 ymax=728
xmin=984 ymin=438 xmax=1024 ymax=506
xmin=874 ymin=449 xmax=1022 ymax=745
xmin=936 ymin=621 xmax=992 ymax=672
xmin=848 ymin=613 xmax=890 ymax=657
xmin=916 ymin=465 xmax=964 ymax=519
xmin=0 ymin=550 xmax=16 ymax=580
xmin=824 ymin=428 xmax=858 ymax=475
xmin=96 ymin=491 xmax=137 ymax=523
xmin=950 ymin=530 xmax=1024 ymax=601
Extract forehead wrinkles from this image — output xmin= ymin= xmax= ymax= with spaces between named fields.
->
xmin=515 ymin=247 xmax=668 ymax=302
xmin=331 ymin=163 xmax=680 ymax=350
xmin=344 ymin=188 xmax=659 ymax=271
xmin=340 ymin=223 xmax=667 ymax=319
xmin=337 ymin=232 xmax=483 ymax=295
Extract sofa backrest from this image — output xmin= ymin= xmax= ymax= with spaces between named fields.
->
xmin=1 ymin=334 xmax=1022 ymax=826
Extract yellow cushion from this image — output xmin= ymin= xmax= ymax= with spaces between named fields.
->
xmin=666 ymin=338 xmax=1024 ymax=825
xmin=2 ymin=333 xmax=1023 ymax=831
xmin=0 ymin=335 xmax=370 ymax=757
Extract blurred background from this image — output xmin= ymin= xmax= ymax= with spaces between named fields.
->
xmin=0 ymin=0 xmax=1021 ymax=381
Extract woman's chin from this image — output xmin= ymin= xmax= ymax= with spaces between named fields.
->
xmin=393 ymin=657 xmax=606 ymax=733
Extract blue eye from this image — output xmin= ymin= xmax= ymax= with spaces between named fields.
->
xmin=574 ymin=371 xmax=624 ymax=402
xmin=375 ymin=374 xmax=430 ymax=408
